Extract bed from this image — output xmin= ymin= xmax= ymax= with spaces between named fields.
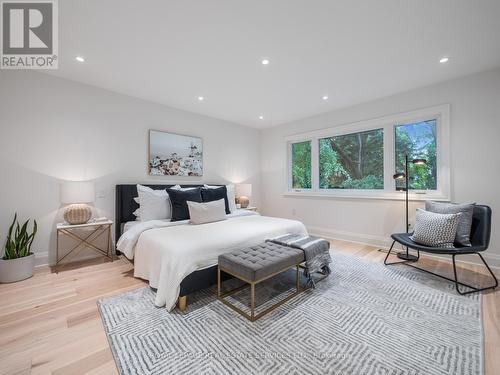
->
xmin=115 ymin=184 xmax=308 ymax=311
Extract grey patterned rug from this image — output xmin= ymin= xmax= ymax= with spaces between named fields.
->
xmin=98 ymin=252 xmax=483 ymax=375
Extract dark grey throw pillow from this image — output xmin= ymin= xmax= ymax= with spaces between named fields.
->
xmin=425 ymin=201 xmax=475 ymax=246
xmin=201 ymin=186 xmax=230 ymax=214
xmin=166 ymin=187 xmax=202 ymax=221
xmin=410 ymin=209 xmax=461 ymax=248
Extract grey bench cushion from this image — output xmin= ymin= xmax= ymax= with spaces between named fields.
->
xmin=218 ymin=242 xmax=304 ymax=282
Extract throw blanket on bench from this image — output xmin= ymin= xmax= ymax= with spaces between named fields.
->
xmin=267 ymin=234 xmax=332 ymax=288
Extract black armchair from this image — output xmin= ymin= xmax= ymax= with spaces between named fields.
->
xmin=385 ymin=205 xmax=498 ymax=295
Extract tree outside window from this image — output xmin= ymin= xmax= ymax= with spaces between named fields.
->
xmin=319 ymin=129 xmax=384 ymax=189
xmin=291 ymin=141 xmax=311 ymax=189
xmin=395 ymin=120 xmax=437 ymax=190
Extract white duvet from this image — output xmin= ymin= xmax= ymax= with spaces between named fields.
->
xmin=117 ymin=213 xmax=307 ymax=310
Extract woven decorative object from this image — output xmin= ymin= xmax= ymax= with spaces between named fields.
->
xmin=64 ymin=204 xmax=92 ymax=225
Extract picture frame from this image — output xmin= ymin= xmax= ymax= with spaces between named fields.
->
xmin=148 ymin=130 xmax=203 ymax=176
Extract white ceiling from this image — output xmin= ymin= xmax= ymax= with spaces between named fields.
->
xmin=47 ymin=0 xmax=500 ymax=128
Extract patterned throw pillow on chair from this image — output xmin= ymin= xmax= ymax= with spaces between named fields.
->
xmin=425 ymin=201 xmax=475 ymax=247
xmin=410 ymin=209 xmax=461 ymax=248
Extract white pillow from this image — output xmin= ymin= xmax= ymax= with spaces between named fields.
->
xmin=187 ymin=199 xmax=227 ymax=225
xmin=204 ymin=184 xmax=237 ymax=213
xmin=136 ymin=184 xmax=171 ymax=221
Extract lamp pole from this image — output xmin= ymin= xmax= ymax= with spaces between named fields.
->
xmin=405 ymin=154 xmax=409 ymax=233
xmin=396 ymin=154 xmax=419 ymax=261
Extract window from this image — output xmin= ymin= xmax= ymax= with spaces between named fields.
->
xmin=291 ymin=141 xmax=311 ymax=189
xmin=319 ymin=129 xmax=384 ymax=189
xmin=286 ymin=104 xmax=450 ymax=200
xmin=395 ymin=120 xmax=437 ymax=190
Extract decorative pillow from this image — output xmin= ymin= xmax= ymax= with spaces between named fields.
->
xmin=187 ymin=199 xmax=227 ymax=225
xmin=133 ymin=208 xmax=141 ymax=220
xmin=171 ymin=184 xmax=197 ymax=191
xmin=410 ymin=209 xmax=461 ymax=248
xmin=166 ymin=187 xmax=202 ymax=221
xmin=201 ymin=186 xmax=230 ymax=214
xmin=425 ymin=201 xmax=475 ymax=247
xmin=136 ymin=184 xmax=171 ymax=222
xmin=204 ymin=184 xmax=237 ymax=213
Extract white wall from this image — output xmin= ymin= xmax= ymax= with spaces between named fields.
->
xmin=260 ymin=68 xmax=500 ymax=268
xmin=2 ymin=68 xmax=499 ymax=269
xmin=0 ymin=71 xmax=260 ymax=266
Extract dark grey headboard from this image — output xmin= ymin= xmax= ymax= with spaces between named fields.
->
xmin=115 ymin=184 xmax=223 ymax=244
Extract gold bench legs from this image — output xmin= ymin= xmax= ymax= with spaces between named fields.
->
xmin=178 ymin=296 xmax=187 ymax=312
xmin=217 ymin=265 xmax=302 ymax=322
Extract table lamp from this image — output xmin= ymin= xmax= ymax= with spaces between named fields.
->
xmin=236 ymin=184 xmax=252 ymax=208
xmin=60 ymin=181 xmax=95 ymax=225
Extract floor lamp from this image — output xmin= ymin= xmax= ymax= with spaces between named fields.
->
xmin=393 ymin=155 xmax=427 ymax=261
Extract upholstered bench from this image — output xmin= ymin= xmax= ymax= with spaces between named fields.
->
xmin=217 ymin=242 xmax=306 ymax=321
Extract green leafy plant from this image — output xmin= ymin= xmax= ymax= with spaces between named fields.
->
xmin=3 ymin=213 xmax=37 ymax=260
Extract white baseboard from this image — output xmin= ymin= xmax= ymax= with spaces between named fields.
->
xmin=307 ymin=225 xmax=500 ymax=272
xmin=34 ymin=251 xmax=111 ymax=268
xmin=34 ymin=251 xmax=49 ymax=267
xmin=308 ymin=226 xmax=393 ymax=249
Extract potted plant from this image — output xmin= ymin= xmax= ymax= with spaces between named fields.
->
xmin=0 ymin=214 xmax=37 ymax=283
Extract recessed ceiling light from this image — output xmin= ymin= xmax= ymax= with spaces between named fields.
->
xmin=75 ymin=56 xmax=85 ymax=63
xmin=322 ymin=95 xmax=329 ymax=100
xmin=198 ymin=96 xmax=204 ymax=101
xmin=439 ymin=57 xmax=449 ymax=63
xmin=259 ymin=115 xmax=264 ymax=120
xmin=261 ymin=59 xmax=270 ymax=65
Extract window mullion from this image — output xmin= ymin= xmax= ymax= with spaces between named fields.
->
xmin=311 ymin=137 xmax=319 ymax=191
xmin=384 ymin=123 xmax=395 ymax=192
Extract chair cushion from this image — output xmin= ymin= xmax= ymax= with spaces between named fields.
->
xmin=391 ymin=233 xmax=481 ymax=254
xmin=425 ymin=201 xmax=475 ymax=247
xmin=218 ymin=243 xmax=304 ymax=282
xmin=410 ymin=209 xmax=461 ymax=248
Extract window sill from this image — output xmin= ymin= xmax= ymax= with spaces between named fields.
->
xmin=283 ymin=191 xmax=450 ymax=202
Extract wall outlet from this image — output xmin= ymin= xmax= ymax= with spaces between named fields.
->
xmin=97 ymin=190 xmax=107 ymax=199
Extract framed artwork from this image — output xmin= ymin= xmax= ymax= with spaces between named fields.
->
xmin=148 ymin=130 xmax=203 ymax=176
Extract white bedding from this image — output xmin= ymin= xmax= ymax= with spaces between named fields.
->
xmin=117 ymin=213 xmax=307 ymax=310
xmin=118 ymin=210 xmax=257 ymax=259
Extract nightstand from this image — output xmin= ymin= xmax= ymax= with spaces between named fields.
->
xmin=56 ymin=220 xmax=113 ymax=267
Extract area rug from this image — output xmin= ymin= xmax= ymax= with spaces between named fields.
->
xmin=97 ymin=252 xmax=483 ymax=375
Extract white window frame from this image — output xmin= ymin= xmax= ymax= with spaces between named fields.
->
xmin=285 ymin=104 xmax=450 ymax=201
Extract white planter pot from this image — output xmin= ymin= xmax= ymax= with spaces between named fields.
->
xmin=0 ymin=253 xmax=35 ymax=283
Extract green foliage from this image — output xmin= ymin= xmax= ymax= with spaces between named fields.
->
xmin=340 ymin=175 xmax=384 ymax=189
xmin=319 ymin=129 xmax=384 ymax=189
xmin=319 ymin=140 xmax=348 ymax=188
xmin=291 ymin=121 xmax=437 ymax=191
xmin=395 ymin=120 xmax=437 ymax=190
xmin=291 ymin=141 xmax=311 ymax=189
xmin=3 ymin=213 xmax=37 ymax=260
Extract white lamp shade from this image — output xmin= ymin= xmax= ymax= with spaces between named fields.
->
xmin=236 ymin=183 xmax=252 ymax=197
xmin=60 ymin=181 xmax=95 ymax=204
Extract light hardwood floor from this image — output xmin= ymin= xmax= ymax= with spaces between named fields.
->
xmin=0 ymin=240 xmax=498 ymax=375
